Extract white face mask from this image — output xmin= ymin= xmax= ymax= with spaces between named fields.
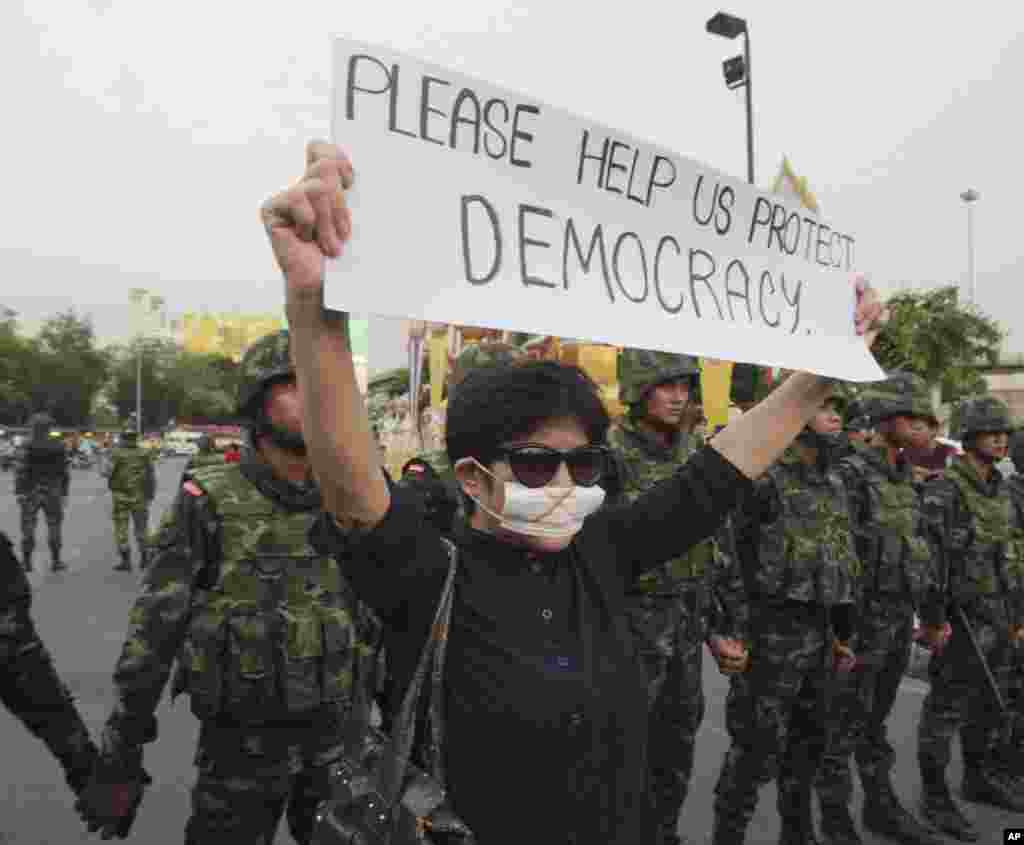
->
xmin=455 ymin=457 xmax=606 ymax=540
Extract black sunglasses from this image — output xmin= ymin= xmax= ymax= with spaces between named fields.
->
xmin=494 ymin=443 xmax=609 ymax=488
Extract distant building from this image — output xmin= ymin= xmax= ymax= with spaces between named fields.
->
xmin=177 ymin=312 xmax=284 ymax=362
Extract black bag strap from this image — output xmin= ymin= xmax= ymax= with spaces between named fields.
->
xmin=376 ymin=537 xmax=458 ymax=807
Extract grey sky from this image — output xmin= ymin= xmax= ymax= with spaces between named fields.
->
xmin=3 ymin=0 xmax=1023 ymax=370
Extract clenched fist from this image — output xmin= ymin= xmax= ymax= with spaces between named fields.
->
xmin=708 ymin=636 xmax=749 ymax=675
xmin=261 ymin=140 xmax=354 ymax=311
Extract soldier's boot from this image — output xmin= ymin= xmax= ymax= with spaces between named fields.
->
xmin=861 ymin=775 xmax=942 ymax=845
xmin=819 ymin=802 xmax=861 ymax=845
xmin=113 ymin=548 xmax=131 ymax=571
xmin=139 ymin=545 xmax=151 ymax=570
xmin=21 ymin=542 xmax=33 ymax=572
xmin=960 ymin=763 xmax=1024 ymax=812
xmin=49 ymin=542 xmax=65 ymax=573
xmin=919 ymin=764 xmax=977 ymax=842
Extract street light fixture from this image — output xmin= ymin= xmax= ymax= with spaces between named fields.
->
xmin=707 ymin=11 xmax=754 ymax=185
xmin=960 ymin=189 xmax=979 ymax=305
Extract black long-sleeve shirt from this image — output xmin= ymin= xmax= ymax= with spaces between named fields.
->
xmin=313 ymin=446 xmax=750 ymax=845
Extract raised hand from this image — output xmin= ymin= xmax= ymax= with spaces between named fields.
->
xmin=261 ymin=140 xmax=354 ymax=309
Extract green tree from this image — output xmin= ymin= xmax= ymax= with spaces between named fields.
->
xmin=169 ymin=350 xmax=238 ymax=421
xmin=31 ymin=310 xmax=110 ymax=426
xmin=108 ymin=343 xmax=239 ymax=428
xmin=0 ymin=312 xmax=35 ymax=424
xmin=871 ymin=285 xmax=1003 ymax=402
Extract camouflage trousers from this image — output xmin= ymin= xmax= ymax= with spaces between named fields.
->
xmin=184 ymin=718 xmax=347 ymax=845
xmin=713 ymin=604 xmax=833 ymax=840
xmin=111 ymin=495 xmax=149 ymax=556
xmin=816 ymin=595 xmax=914 ymax=807
xmin=918 ymin=599 xmax=1014 ymax=773
xmin=626 ymin=588 xmax=705 ymax=844
xmin=18 ymin=486 xmax=65 ymax=561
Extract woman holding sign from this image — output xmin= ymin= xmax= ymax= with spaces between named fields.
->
xmin=261 ymin=140 xmax=887 ymax=845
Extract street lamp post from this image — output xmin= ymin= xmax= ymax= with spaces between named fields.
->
xmin=960 ymin=189 xmax=979 ymax=305
xmin=136 ymin=345 xmax=143 ymax=436
xmin=707 ymin=11 xmax=754 ymax=185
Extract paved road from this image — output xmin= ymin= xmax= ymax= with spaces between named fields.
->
xmin=1 ymin=459 xmax=1019 ymax=844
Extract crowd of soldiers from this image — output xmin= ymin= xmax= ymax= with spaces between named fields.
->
xmin=387 ymin=342 xmax=1024 ymax=845
xmin=2 ymin=321 xmax=1023 ymax=843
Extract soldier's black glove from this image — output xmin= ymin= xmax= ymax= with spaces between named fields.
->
xmin=60 ymin=741 xmax=100 ymax=797
xmin=75 ymin=754 xmax=151 ymax=839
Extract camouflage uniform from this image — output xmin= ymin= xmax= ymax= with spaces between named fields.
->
xmin=712 ymin=435 xmax=860 ymax=845
xmin=107 ymin=431 xmax=156 ymax=571
xmin=14 ymin=413 xmax=70 ymax=572
xmin=816 ymin=373 xmax=941 ymax=845
xmin=609 ymin=347 xmax=707 ymax=845
xmin=0 ymin=530 xmax=97 ymax=794
xmin=918 ymin=396 xmax=1024 ymax=840
xmin=81 ymin=331 xmax=376 ymax=844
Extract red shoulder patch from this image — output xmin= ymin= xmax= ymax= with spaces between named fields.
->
xmin=183 ymin=480 xmax=204 ymax=497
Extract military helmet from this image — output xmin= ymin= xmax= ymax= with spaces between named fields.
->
xmin=955 ymin=395 xmax=1013 ymax=440
xmin=860 ymin=370 xmax=937 ymax=424
xmin=237 ymin=330 xmax=294 ymax=417
xmin=448 ymin=342 xmax=525 ymax=394
xmin=617 ymin=348 xmax=700 ymax=405
xmin=843 ymin=398 xmax=873 ymax=432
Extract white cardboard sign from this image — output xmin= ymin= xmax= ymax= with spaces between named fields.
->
xmin=327 ymin=38 xmax=884 ymax=382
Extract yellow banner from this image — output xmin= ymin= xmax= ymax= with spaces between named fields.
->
xmin=700 ymin=358 xmax=735 ymax=431
xmin=430 ymin=330 xmax=449 ymax=408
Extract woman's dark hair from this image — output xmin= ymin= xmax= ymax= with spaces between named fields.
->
xmin=446 ymin=360 xmax=610 ymax=471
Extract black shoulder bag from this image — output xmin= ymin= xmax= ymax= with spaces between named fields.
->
xmin=312 ymin=538 xmax=476 ymax=845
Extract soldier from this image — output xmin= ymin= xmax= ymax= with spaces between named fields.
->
xmin=1004 ymin=431 xmax=1024 ymax=784
xmin=815 ymin=373 xmax=943 ymax=845
xmin=106 ymin=428 xmax=156 ymax=571
xmin=917 ymin=395 xmax=1024 ymax=843
xmin=184 ymin=435 xmax=223 ymax=473
xmin=0 ymin=530 xmax=98 ymax=799
xmin=711 ymin=386 xmax=860 ymax=845
xmin=15 ymin=412 xmax=70 ymax=573
xmin=75 ymin=330 xmax=376 ymax=843
xmin=405 ymin=340 xmax=526 ymax=531
xmin=610 ymin=348 xmax=740 ymax=845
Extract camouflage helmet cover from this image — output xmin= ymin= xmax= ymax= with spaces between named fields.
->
xmin=843 ymin=398 xmax=872 ymax=431
xmin=237 ymin=330 xmax=294 ymax=417
xmin=860 ymin=370 xmax=937 ymax=424
xmin=955 ymin=395 xmax=1013 ymax=440
xmin=617 ymin=348 xmax=700 ymax=405
xmin=448 ymin=342 xmax=525 ymax=391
